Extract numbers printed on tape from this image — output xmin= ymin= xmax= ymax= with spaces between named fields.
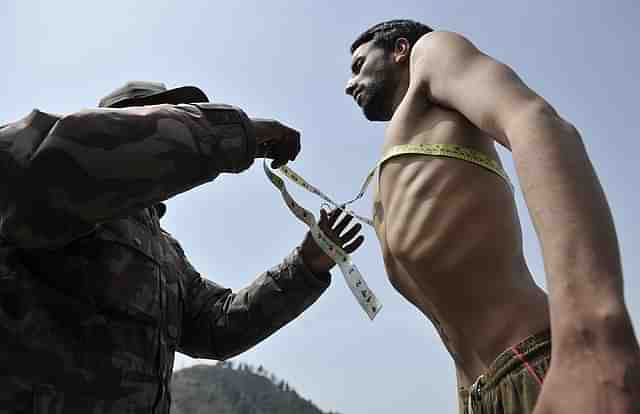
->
xmin=264 ymin=160 xmax=382 ymax=320
xmin=279 ymin=165 xmax=374 ymax=227
xmin=380 ymin=144 xmax=512 ymax=187
xmin=335 ymin=143 xmax=512 ymax=225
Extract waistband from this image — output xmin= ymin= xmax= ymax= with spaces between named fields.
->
xmin=459 ymin=329 xmax=551 ymax=398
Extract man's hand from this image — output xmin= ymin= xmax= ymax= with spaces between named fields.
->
xmin=300 ymin=209 xmax=365 ymax=274
xmin=533 ymin=341 xmax=640 ymax=413
xmin=251 ymin=118 xmax=301 ymax=168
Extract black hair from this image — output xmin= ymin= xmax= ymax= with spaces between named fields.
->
xmin=350 ymin=19 xmax=434 ymax=54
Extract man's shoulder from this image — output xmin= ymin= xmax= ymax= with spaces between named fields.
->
xmin=0 ymin=109 xmax=63 ymax=171
xmin=412 ymin=31 xmax=476 ymax=62
xmin=410 ymin=31 xmax=486 ymax=92
xmin=1 ymin=109 xmax=62 ymax=136
xmin=159 ymin=226 xmax=187 ymax=258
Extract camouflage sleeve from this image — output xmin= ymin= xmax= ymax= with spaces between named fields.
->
xmin=177 ymin=245 xmax=331 ymax=360
xmin=5 ymin=104 xmax=256 ymax=248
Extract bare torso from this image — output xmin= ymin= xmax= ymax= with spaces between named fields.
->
xmin=373 ymin=82 xmax=550 ymax=386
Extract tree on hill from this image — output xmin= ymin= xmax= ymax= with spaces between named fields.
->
xmin=170 ymin=362 xmax=342 ymax=414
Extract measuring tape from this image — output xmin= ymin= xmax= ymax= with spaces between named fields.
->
xmin=339 ymin=143 xmax=512 ymax=213
xmin=380 ymin=143 xmax=511 ymax=185
xmin=264 ymin=160 xmax=382 ymax=320
xmin=276 ymin=165 xmax=375 ymax=227
xmin=264 ymin=143 xmax=510 ymax=320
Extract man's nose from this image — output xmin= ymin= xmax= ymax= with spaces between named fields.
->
xmin=345 ymin=79 xmax=357 ymax=96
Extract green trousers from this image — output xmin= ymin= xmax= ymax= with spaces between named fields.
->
xmin=458 ymin=330 xmax=551 ymax=414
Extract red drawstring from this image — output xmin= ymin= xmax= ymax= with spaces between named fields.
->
xmin=510 ymin=345 xmax=544 ymax=385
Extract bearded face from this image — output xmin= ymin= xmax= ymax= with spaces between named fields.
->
xmin=346 ymin=41 xmax=400 ymax=122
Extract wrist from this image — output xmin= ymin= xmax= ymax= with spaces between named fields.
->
xmin=552 ymin=302 xmax=638 ymax=353
xmin=301 ymin=252 xmax=332 ymax=275
xmin=298 ymin=251 xmax=332 ymax=285
xmin=300 ymin=248 xmax=331 ymax=275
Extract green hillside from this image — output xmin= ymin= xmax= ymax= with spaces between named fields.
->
xmin=171 ymin=362 xmax=342 ymax=414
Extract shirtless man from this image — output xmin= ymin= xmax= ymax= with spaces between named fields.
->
xmin=345 ymin=20 xmax=640 ymax=413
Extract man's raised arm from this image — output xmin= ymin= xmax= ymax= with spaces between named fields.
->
xmin=1 ymin=104 xmax=298 ymax=248
xmin=412 ymin=31 xmax=640 ymax=413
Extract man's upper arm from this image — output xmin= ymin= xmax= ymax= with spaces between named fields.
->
xmin=3 ymin=104 xmax=256 ymax=248
xmin=412 ymin=31 xmax=551 ymax=146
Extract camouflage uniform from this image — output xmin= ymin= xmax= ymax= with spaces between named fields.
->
xmin=0 ymin=83 xmax=330 ymax=413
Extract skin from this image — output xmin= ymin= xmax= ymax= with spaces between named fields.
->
xmin=302 ymin=208 xmax=364 ymax=274
xmin=346 ymin=30 xmax=639 ymax=412
xmin=251 ymin=120 xmax=365 ymax=271
xmin=253 ymin=118 xmax=303 ymax=168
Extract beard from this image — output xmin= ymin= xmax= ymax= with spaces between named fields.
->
xmin=361 ymin=78 xmax=394 ymax=122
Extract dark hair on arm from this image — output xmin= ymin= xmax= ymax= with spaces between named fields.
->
xmin=350 ymin=19 xmax=434 ymax=54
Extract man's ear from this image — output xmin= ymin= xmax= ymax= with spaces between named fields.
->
xmin=394 ymin=38 xmax=411 ymax=64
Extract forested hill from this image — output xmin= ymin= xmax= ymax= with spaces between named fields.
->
xmin=171 ymin=362 xmax=342 ymax=414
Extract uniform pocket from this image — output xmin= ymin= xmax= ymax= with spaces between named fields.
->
xmin=85 ymin=219 xmax=162 ymax=323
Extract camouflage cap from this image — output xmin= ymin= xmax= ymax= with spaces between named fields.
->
xmin=99 ymin=80 xmax=210 ymax=108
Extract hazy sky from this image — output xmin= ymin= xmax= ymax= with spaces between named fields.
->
xmin=3 ymin=1 xmax=639 ymax=412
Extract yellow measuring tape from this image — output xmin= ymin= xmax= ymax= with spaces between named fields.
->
xmin=340 ymin=143 xmax=512 ymax=216
xmin=265 ymin=143 xmax=509 ymax=320
xmin=379 ymin=143 xmax=511 ymax=185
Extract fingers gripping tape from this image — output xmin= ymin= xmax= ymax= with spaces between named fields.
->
xmin=263 ymin=143 xmax=509 ymax=320
xmin=263 ymin=160 xmax=382 ymax=320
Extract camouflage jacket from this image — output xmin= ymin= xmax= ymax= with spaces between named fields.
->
xmin=0 ymin=104 xmax=330 ymax=413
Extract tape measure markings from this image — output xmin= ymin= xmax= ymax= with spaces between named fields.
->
xmin=264 ymin=160 xmax=382 ymax=320
xmin=379 ymin=143 xmax=511 ymax=185
xmin=338 ymin=143 xmax=512 ymax=222
xmin=263 ymin=143 xmax=509 ymax=320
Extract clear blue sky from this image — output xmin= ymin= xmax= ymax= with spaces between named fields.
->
xmin=3 ymin=1 xmax=639 ymax=412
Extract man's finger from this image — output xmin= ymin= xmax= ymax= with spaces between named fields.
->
xmin=295 ymin=133 xmax=301 ymax=157
xmin=333 ymin=213 xmax=353 ymax=236
xmin=319 ymin=208 xmax=328 ymax=224
xmin=271 ymin=151 xmax=287 ymax=168
xmin=327 ymin=208 xmax=342 ymax=226
xmin=343 ymin=235 xmax=365 ymax=254
xmin=339 ymin=223 xmax=362 ymax=243
xmin=290 ymin=133 xmax=301 ymax=160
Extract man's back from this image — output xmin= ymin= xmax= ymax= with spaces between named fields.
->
xmin=372 ymin=44 xmax=549 ymax=386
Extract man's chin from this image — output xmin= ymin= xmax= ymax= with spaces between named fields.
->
xmin=363 ymin=106 xmax=391 ymax=122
